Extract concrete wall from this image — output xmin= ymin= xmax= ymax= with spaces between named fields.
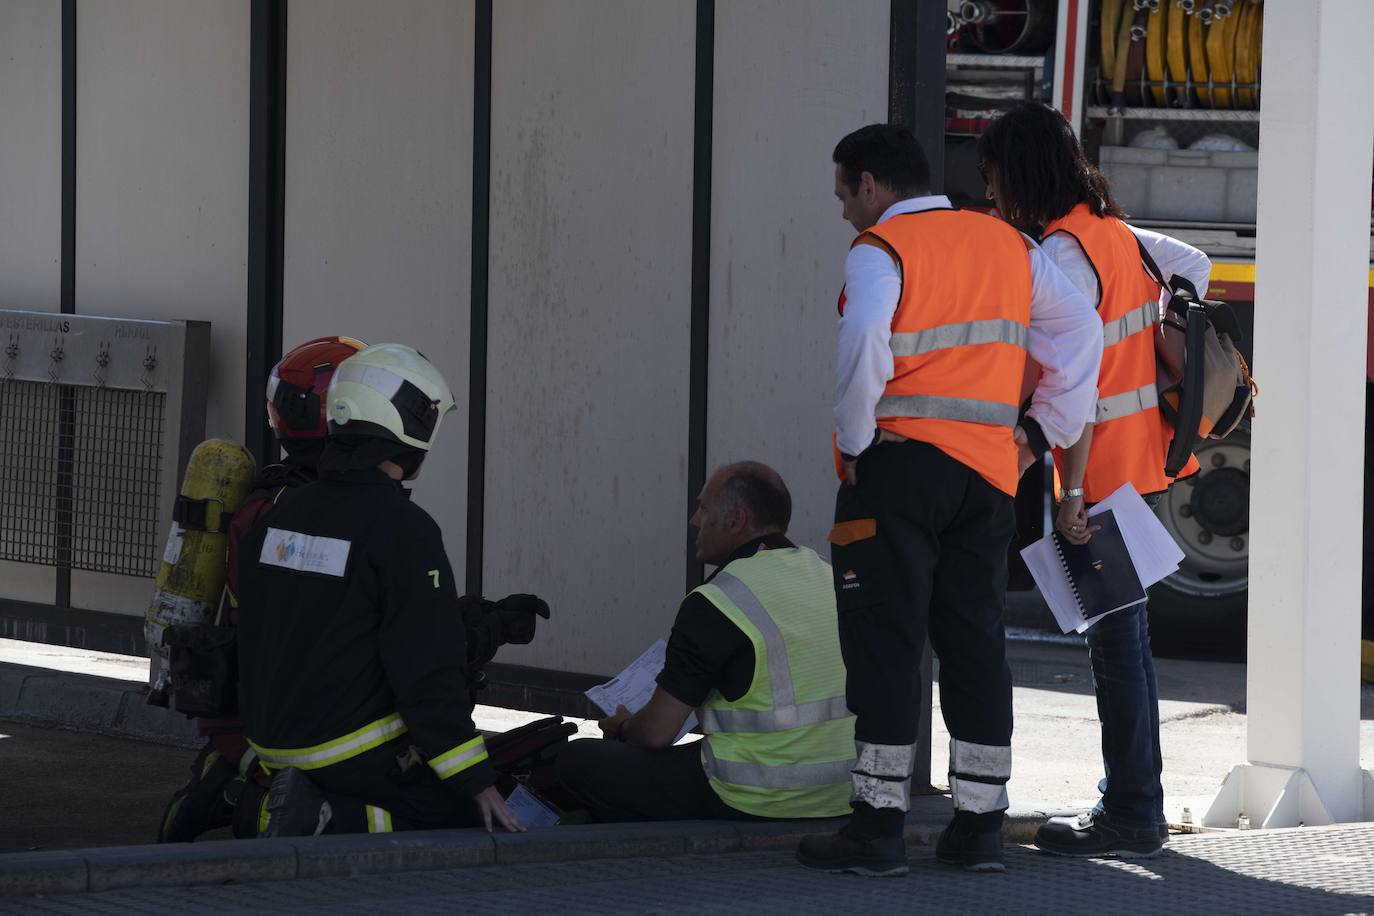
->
xmin=483 ymin=0 xmax=696 ymax=676
xmin=0 ymin=0 xmax=61 ymax=311
xmin=0 ymin=0 xmax=61 ymax=604
xmin=707 ymin=0 xmax=888 ymax=557
xmin=71 ymin=0 xmax=250 ymax=614
xmin=282 ymin=0 xmax=474 ymax=569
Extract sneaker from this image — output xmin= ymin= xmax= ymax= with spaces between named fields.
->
xmin=935 ymin=815 xmax=1005 ymax=873
xmin=1034 ymin=814 xmax=1163 ymax=858
xmin=157 ymin=746 xmax=240 ymax=843
xmin=796 ymin=826 xmax=909 ymax=877
xmin=260 ymin=767 xmax=332 ymax=838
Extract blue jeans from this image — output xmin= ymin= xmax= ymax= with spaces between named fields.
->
xmin=1085 ymin=600 xmax=1165 ymax=830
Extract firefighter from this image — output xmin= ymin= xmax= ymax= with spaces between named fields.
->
xmin=796 ymin=124 xmax=1102 ymax=876
xmin=555 ymin=462 xmax=855 ymax=823
xmin=977 ymin=101 xmax=1212 ymax=858
xmin=158 ymin=335 xmax=366 ymax=843
xmin=235 ymin=343 xmax=541 ymax=836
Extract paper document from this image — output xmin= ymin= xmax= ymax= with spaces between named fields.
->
xmin=1020 ymin=483 xmax=1184 ymax=634
xmin=505 ymin=785 xmax=559 ymax=829
xmin=585 ymin=639 xmax=699 ymax=743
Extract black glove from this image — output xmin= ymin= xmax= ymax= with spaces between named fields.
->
xmin=493 ymin=593 xmax=550 ymax=646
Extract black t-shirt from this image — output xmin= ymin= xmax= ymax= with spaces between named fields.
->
xmin=656 ymin=533 xmax=795 ymax=707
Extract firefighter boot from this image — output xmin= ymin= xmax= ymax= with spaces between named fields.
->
xmin=157 ymin=745 xmax=240 ymax=843
xmin=260 ymin=767 xmax=333 ymax=838
xmin=795 ymin=804 xmax=908 ymax=877
xmin=935 ymin=811 xmax=1006 ymax=872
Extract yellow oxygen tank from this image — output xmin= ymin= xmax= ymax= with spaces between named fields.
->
xmin=146 ymin=439 xmax=256 ymax=705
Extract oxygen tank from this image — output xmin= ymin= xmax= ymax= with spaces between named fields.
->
xmin=146 ymin=439 xmax=256 ymax=707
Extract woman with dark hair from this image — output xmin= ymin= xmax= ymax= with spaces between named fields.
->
xmin=978 ymin=102 xmax=1212 ymax=859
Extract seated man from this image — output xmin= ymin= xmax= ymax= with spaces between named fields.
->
xmin=235 ymin=343 xmax=544 ymax=836
xmin=556 ymin=461 xmax=855 ymax=822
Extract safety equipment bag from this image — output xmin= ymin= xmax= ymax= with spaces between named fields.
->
xmin=165 ymin=624 xmax=238 ymax=719
xmin=1138 ymin=239 xmax=1257 ymax=478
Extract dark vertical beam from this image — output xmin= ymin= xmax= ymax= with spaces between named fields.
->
xmin=684 ymin=0 xmax=714 ymax=593
xmin=888 ymin=0 xmax=946 ymax=192
xmin=245 ymin=0 xmax=288 ymax=469
xmin=889 ymin=0 xmax=946 ymax=795
xmin=55 ymin=0 xmax=77 ymax=609
xmin=465 ymin=0 xmax=493 ymax=598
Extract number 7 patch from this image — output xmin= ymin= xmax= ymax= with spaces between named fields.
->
xmin=428 ymin=569 xmax=440 ymax=589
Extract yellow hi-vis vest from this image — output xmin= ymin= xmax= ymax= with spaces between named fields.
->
xmin=695 ymin=546 xmax=856 ymax=818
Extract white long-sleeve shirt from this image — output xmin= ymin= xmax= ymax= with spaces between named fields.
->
xmin=835 ymin=196 xmax=1103 ymax=457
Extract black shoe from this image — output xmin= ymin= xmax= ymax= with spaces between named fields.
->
xmin=935 ymin=815 xmax=1005 ymax=873
xmin=1034 ymin=814 xmax=1163 ymax=858
xmin=158 ymin=746 xmax=240 ymax=843
xmin=260 ymin=767 xmax=332 ymax=838
xmin=796 ymin=826 xmax=909 ymax=877
xmin=1047 ymin=811 xmax=1169 ymax=843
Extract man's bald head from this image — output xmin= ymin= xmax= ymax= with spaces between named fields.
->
xmin=692 ymin=461 xmax=792 ymax=566
xmin=714 ymin=461 xmax=791 ymax=534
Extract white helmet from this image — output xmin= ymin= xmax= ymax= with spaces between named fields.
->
xmin=326 ymin=343 xmax=455 ymax=451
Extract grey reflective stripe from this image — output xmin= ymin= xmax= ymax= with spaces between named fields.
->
xmin=711 ymin=571 xmax=795 ymax=709
xmin=698 ymin=694 xmax=851 ymax=734
xmin=856 ymin=740 xmax=918 ymax=779
xmin=1095 ymin=383 xmax=1159 ymax=423
xmin=703 ymin=740 xmax=855 ymax=789
xmin=876 ymin=394 xmax=1019 ymax=428
xmin=1102 ymin=301 xmax=1159 ymax=347
xmin=950 ymin=775 xmax=1010 ymax=814
xmin=852 ymin=771 xmax=911 ymax=810
xmin=890 ymin=319 xmax=1028 ymax=358
xmin=950 ymin=738 xmax=1011 ymax=780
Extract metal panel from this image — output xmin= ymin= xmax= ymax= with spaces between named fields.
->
xmin=0 ymin=0 xmax=61 ymax=310
xmin=706 ymin=0 xmax=888 ymax=559
xmin=281 ymin=0 xmax=475 ymax=573
xmin=73 ymin=0 xmax=250 ymax=614
xmin=484 ymin=0 xmax=695 ymax=676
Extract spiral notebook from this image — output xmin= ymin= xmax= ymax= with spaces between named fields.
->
xmin=1049 ymin=509 xmax=1146 ymax=622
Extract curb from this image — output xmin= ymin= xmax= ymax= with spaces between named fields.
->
xmin=0 ymin=663 xmax=197 ymax=747
xmin=0 ymin=809 xmax=1046 ymax=899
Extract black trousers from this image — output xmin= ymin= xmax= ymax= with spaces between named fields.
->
xmin=308 ymin=737 xmax=481 ymax=833
xmin=555 ymin=738 xmax=751 ymax=823
xmin=831 ymin=440 xmax=1014 ymax=753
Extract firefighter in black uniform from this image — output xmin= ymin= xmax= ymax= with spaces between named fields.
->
xmin=158 ymin=335 xmax=366 ymax=843
xmin=236 ymin=343 xmax=543 ymax=836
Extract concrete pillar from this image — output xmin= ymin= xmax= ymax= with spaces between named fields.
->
xmin=1204 ymin=0 xmax=1374 ymax=828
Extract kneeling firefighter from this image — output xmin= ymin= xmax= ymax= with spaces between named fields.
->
xmin=158 ymin=336 xmax=367 ymax=842
xmin=235 ymin=343 xmax=548 ymax=836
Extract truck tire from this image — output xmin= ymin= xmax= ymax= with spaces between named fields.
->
xmin=1148 ymin=431 xmax=1251 ymax=661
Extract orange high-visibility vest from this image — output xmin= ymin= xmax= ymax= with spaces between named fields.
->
xmin=854 ymin=209 xmax=1033 ymax=495
xmin=1042 ymin=203 xmax=1195 ymax=501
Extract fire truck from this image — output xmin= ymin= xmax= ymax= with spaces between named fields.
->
xmin=943 ymin=0 xmax=1374 ymax=657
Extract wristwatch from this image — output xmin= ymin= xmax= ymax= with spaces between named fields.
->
xmin=1060 ymin=487 xmax=1085 ymax=500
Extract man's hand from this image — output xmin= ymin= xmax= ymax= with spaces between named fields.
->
xmin=495 ymin=593 xmax=550 ymax=646
xmin=1013 ymin=426 xmax=1036 ymax=476
xmin=473 ymin=785 xmax=525 ymax=833
xmin=841 ymin=457 xmax=859 ymax=487
xmin=598 ymin=705 xmax=632 ymax=739
xmin=1054 ymin=495 xmax=1100 ymax=545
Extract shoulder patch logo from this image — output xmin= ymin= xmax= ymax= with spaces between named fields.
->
xmin=260 ymin=528 xmax=351 ymax=577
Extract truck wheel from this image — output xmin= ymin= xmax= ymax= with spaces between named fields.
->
xmin=1148 ymin=431 xmax=1250 ymax=661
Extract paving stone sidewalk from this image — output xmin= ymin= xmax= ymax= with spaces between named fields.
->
xmin=4 ymin=825 xmax=1373 ymax=916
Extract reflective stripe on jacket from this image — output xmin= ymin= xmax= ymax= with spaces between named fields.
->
xmin=696 ymin=547 xmax=855 ymax=818
xmin=1042 ymin=204 xmax=1197 ymax=501
xmin=859 ymin=208 xmax=1033 ymax=495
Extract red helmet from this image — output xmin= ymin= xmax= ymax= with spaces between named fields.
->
xmin=266 ymin=336 xmax=366 ymax=440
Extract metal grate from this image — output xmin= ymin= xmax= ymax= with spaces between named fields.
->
xmin=0 ymin=381 xmax=61 ymax=566
xmin=71 ymin=387 xmax=166 ymax=576
xmin=0 ymin=382 xmax=165 ymax=577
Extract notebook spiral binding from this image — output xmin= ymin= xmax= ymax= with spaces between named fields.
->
xmin=1051 ymin=531 xmax=1087 ymax=616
